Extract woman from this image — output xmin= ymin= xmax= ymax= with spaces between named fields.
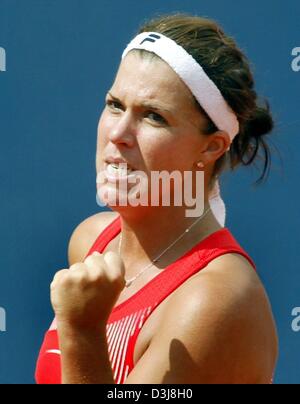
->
xmin=36 ymin=13 xmax=278 ymax=384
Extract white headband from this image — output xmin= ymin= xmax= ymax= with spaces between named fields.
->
xmin=122 ymin=32 xmax=240 ymax=150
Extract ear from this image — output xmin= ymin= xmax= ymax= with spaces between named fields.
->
xmin=200 ymin=131 xmax=231 ymax=165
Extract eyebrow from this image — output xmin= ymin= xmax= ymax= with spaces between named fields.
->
xmin=107 ymin=92 xmax=174 ymax=115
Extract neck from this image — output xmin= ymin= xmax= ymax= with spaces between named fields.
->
xmin=116 ymin=200 xmax=221 ymax=278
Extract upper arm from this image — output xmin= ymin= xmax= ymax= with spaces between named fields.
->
xmin=125 ymin=256 xmax=278 ymax=384
xmin=67 ymin=211 xmax=119 ymax=266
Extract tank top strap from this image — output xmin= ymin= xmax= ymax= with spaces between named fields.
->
xmin=108 ymin=228 xmax=256 ymax=322
xmin=150 ymin=228 xmax=256 ymax=308
xmin=85 ymin=214 xmax=121 ymax=259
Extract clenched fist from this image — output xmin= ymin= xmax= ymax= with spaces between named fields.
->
xmin=50 ymin=251 xmax=126 ymax=330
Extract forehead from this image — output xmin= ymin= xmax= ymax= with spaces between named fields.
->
xmin=110 ymin=52 xmax=197 ymax=113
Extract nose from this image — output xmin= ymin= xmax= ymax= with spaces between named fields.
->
xmin=108 ymin=112 xmax=136 ymax=147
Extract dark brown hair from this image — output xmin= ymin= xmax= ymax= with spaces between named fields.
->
xmin=131 ymin=13 xmax=276 ymax=189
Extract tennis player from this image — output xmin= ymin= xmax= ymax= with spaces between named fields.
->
xmin=36 ymin=13 xmax=278 ymax=384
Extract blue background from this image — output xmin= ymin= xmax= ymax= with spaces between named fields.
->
xmin=0 ymin=0 xmax=299 ymax=384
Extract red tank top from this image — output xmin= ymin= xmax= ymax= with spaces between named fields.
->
xmin=35 ymin=215 xmax=256 ymax=384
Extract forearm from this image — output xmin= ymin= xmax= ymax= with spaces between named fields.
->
xmin=57 ymin=324 xmax=115 ymax=384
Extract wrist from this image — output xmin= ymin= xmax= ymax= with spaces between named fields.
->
xmin=55 ymin=321 xmax=114 ymax=384
xmin=57 ymin=322 xmax=108 ymax=363
xmin=56 ymin=319 xmax=107 ymax=341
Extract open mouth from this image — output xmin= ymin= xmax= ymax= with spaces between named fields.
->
xmin=105 ymin=162 xmax=135 ymax=179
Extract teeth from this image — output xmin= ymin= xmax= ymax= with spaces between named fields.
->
xmin=106 ymin=163 xmax=133 ymax=177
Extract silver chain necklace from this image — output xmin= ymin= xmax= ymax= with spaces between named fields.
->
xmin=118 ymin=206 xmax=211 ymax=288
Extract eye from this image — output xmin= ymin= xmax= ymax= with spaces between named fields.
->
xmin=105 ymin=99 xmax=123 ymax=111
xmin=146 ymin=112 xmax=168 ymax=125
xmin=105 ymin=99 xmax=168 ymax=125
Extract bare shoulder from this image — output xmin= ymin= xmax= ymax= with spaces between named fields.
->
xmin=140 ymin=253 xmax=279 ymax=383
xmin=166 ymin=252 xmax=267 ymax=307
xmin=177 ymin=252 xmax=271 ymax=312
xmin=67 ymin=211 xmax=119 ymax=266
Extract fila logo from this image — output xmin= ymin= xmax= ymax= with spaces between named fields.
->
xmin=140 ymin=33 xmax=161 ymax=45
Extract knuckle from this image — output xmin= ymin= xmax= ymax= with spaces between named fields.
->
xmin=52 ymin=269 xmax=67 ymax=283
xmin=92 ymin=251 xmax=102 ymax=257
xmin=83 ymin=255 xmax=93 ymax=264
xmin=50 ymin=269 xmax=68 ymax=291
xmin=92 ymin=266 xmax=105 ymax=281
xmin=84 ymin=255 xmax=98 ymax=267
xmin=86 ymin=253 xmax=105 ymax=265
xmin=69 ymin=262 xmax=85 ymax=271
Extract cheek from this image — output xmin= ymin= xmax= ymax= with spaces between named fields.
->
xmin=170 ymin=131 xmax=203 ymax=169
xmin=147 ymin=134 xmax=195 ymax=171
xmin=139 ymin=135 xmax=183 ymax=171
